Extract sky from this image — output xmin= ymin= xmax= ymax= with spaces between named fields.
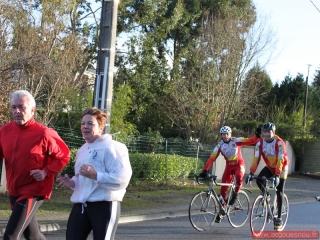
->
xmin=253 ymin=0 xmax=320 ymax=84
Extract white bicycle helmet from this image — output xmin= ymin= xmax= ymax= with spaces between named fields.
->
xmin=220 ymin=126 xmax=232 ymax=134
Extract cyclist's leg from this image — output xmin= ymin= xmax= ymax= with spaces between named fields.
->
xmin=256 ymin=167 xmax=273 ymax=193
xmin=234 ymin=164 xmax=245 ymax=193
xmin=4 ymin=196 xmax=45 ymax=240
xmin=228 ymin=164 xmax=245 ymax=205
xmin=277 ymin=165 xmax=288 ymax=218
xmin=220 ymin=167 xmax=233 ymax=201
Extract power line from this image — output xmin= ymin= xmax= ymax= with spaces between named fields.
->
xmin=310 ymin=0 xmax=320 ymax=13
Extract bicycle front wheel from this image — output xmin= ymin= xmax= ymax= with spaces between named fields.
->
xmin=227 ymin=190 xmax=250 ymax=228
xmin=189 ymin=191 xmax=218 ymax=231
xmin=250 ymin=195 xmax=267 ymax=237
xmin=274 ymin=193 xmax=289 ymax=231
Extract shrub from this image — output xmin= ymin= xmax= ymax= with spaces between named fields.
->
xmin=60 ymin=148 xmax=78 ymax=176
xmin=60 ymin=150 xmax=204 ymax=183
xmin=129 ymin=153 xmax=204 ymax=182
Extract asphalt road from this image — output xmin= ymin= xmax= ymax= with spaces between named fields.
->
xmin=42 ymin=201 xmax=320 ymax=240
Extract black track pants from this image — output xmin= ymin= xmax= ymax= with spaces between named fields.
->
xmin=66 ymin=201 xmax=120 ymax=240
xmin=4 ymin=196 xmax=45 ymax=240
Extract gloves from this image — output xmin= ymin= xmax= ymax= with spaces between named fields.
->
xmin=200 ymin=170 xmax=208 ymax=178
xmin=274 ymin=175 xmax=280 ymax=188
xmin=255 ymin=127 xmax=262 ymax=138
xmin=245 ymin=172 xmax=254 ymax=184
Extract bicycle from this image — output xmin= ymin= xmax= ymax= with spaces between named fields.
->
xmin=249 ymin=176 xmax=289 ymax=237
xmin=189 ymin=173 xmax=251 ymax=231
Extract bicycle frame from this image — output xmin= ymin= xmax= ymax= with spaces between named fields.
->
xmin=195 ymin=174 xmax=251 ymax=210
xmin=190 ymin=173 xmax=251 ymax=230
xmin=250 ymin=176 xmax=284 ymax=223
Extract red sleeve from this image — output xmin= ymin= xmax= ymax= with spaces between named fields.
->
xmin=235 ymin=135 xmax=260 ymax=147
xmin=0 ymin=128 xmax=3 ymax=161
xmin=203 ymin=146 xmax=221 ymax=171
xmin=42 ymin=129 xmax=70 ymax=177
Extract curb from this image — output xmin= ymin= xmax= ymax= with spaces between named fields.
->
xmin=0 ymin=211 xmax=188 ymax=236
xmin=119 ymin=211 xmax=188 ymax=224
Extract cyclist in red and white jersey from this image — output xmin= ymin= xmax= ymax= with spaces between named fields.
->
xmin=246 ymin=122 xmax=290 ymax=230
xmin=200 ymin=126 xmax=260 ymax=219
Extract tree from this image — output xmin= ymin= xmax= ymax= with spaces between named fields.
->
xmin=266 ymin=73 xmax=306 ymax=116
xmin=0 ymin=2 xmax=17 ymax=124
xmin=110 ymin=83 xmax=138 ymax=138
xmin=308 ymin=68 xmax=320 ymax=137
xmin=239 ymin=63 xmax=272 ymax=121
xmin=159 ymin=6 xmax=276 ymax=143
xmin=115 ymin=0 xmax=258 ymax=137
xmin=0 ymin=0 xmax=100 ymax=125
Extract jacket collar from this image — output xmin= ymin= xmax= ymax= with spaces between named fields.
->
xmin=14 ymin=117 xmax=36 ymax=129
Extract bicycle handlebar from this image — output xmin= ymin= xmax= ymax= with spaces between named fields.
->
xmin=251 ymin=176 xmax=275 ymax=182
xmin=194 ymin=173 xmax=217 ymax=184
xmin=249 ymin=175 xmax=276 ymax=189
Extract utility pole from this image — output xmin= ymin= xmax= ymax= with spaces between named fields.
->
xmin=93 ymin=0 xmax=119 ymax=133
xmin=303 ymin=64 xmax=311 ymax=130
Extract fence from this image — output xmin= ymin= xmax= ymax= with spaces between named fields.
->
xmin=0 ymin=127 xmax=297 ymax=192
xmin=55 ymin=127 xmax=214 ymax=185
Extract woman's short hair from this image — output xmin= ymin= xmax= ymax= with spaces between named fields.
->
xmin=10 ymin=90 xmax=36 ymax=107
xmin=81 ymin=107 xmax=108 ymax=128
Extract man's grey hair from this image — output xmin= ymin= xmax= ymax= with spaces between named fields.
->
xmin=10 ymin=90 xmax=36 ymax=108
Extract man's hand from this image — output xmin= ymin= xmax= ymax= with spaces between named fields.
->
xmin=255 ymin=127 xmax=262 ymax=138
xmin=79 ymin=164 xmax=97 ymax=180
xmin=274 ymin=175 xmax=280 ymax=188
xmin=245 ymin=172 xmax=254 ymax=185
xmin=30 ymin=169 xmax=47 ymax=181
xmin=199 ymin=170 xmax=208 ymax=178
xmin=56 ymin=174 xmax=75 ymax=188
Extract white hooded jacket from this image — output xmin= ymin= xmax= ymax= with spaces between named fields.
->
xmin=70 ymin=134 xmax=132 ymax=203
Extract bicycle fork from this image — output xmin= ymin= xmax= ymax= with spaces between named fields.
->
xmin=212 ymin=191 xmax=226 ymax=219
xmin=266 ymin=194 xmax=277 ymax=223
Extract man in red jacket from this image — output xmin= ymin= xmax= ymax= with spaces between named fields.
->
xmin=0 ymin=90 xmax=70 ymax=240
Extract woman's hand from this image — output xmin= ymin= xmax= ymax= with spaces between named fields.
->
xmin=79 ymin=164 xmax=97 ymax=180
xmin=57 ymin=174 xmax=75 ymax=188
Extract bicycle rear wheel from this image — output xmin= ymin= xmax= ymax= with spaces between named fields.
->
xmin=189 ymin=191 xmax=218 ymax=231
xmin=274 ymin=193 xmax=289 ymax=231
xmin=227 ymin=190 xmax=250 ymax=228
xmin=250 ymin=195 xmax=267 ymax=237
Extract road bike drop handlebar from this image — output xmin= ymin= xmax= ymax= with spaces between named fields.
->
xmin=194 ymin=173 xmax=217 ymax=184
xmin=249 ymin=176 xmax=276 ymax=190
xmin=194 ymin=174 xmax=236 ymax=188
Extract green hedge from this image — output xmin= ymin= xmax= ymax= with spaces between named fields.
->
xmin=129 ymin=153 xmax=203 ymax=182
xmin=60 ymin=148 xmax=78 ymax=176
xmin=60 ymin=150 xmax=204 ymax=182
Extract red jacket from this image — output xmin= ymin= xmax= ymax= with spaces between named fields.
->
xmin=0 ymin=118 xmax=70 ymax=199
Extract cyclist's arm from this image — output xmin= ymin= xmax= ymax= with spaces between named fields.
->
xmin=234 ymin=135 xmax=260 ymax=147
xmin=275 ymin=140 xmax=285 ymax=175
xmin=203 ymin=145 xmax=221 ymax=171
xmin=249 ymin=141 xmax=262 ymax=173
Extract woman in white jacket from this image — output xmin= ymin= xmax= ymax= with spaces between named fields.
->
xmin=57 ymin=107 xmax=132 ymax=240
